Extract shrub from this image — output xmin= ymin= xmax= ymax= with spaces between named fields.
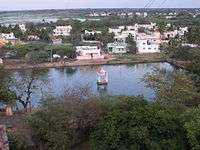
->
xmin=90 ymin=96 xmax=187 ymax=150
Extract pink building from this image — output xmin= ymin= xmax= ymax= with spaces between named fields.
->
xmin=76 ymin=46 xmax=104 ymax=60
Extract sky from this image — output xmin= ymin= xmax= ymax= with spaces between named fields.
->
xmin=0 ymin=0 xmax=200 ymax=11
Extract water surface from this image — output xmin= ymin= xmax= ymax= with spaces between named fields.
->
xmin=9 ymin=62 xmax=174 ymax=106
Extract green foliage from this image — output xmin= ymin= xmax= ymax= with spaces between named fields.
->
xmin=143 ymin=69 xmax=200 ymax=108
xmin=8 ymin=131 xmax=30 ymax=150
xmin=25 ymin=51 xmax=49 ymax=63
xmin=38 ymin=28 xmax=50 ymax=41
xmin=26 ymin=99 xmax=74 ymax=150
xmin=181 ymin=107 xmax=200 ymax=150
xmin=0 ymin=86 xmax=16 ymax=105
xmin=126 ymin=34 xmax=137 ymax=54
xmin=13 ymin=25 xmax=24 ymax=39
xmin=186 ymin=49 xmax=200 ymax=75
xmin=90 ymin=96 xmax=187 ymax=150
xmin=186 ymin=26 xmax=200 ymax=45
xmin=45 ymin=44 xmax=75 ymax=58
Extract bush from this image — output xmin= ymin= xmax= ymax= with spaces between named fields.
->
xmin=182 ymin=107 xmax=200 ymax=150
xmin=8 ymin=131 xmax=30 ymax=150
xmin=25 ymin=91 xmax=102 ymax=150
xmin=90 ymin=96 xmax=187 ymax=150
xmin=25 ymin=51 xmax=49 ymax=63
xmin=26 ymin=99 xmax=74 ymax=150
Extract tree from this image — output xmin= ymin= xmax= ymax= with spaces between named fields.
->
xmin=0 ymin=86 xmax=16 ymax=106
xmin=26 ymin=86 xmax=102 ymax=150
xmin=90 ymin=96 xmax=187 ymax=150
xmin=143 ymin=69 xmax=200 ymax=108
xmin=182 ymin=107 xmax=200 ymax=150
xmin=38 ymin=28 xmax=50 ymax=41
xmin=186 ymin=26 xmax=200 ymax=45
xmin=12 ymin=25 xmax=24 ymax=39
xmin=157 ymin=21 xmax=167 ymax=33
xmin=126 ymin=34 xmax=137 ymax=54
xmin=26 ymin=99 xmax=74 ymax=150
xmin=10 ymin=70 xmax=48 ymax=111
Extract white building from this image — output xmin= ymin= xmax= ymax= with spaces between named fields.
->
xmin=85 ymin=30 xmax=102 ymax=35
xmin=178 ymin=27 xmax=188 ymax=36
xmin=52 ymin=38 xmax=62 ymax=45
xmin=135 ymin=23 xmax=156 ymax=30
xmin=28 ymin=35 xmax=40 ymax=41
xmin=114 ymin=35 xmax=127 ymax=43
xmin=19 ymin=24 xmax=26 ymax=32
xmin=53 ymin=25 xmax=72 ymax=36
xmin=163 ymin=30 xmax=178 ymax=39
xmin=136 ymin=32 xmax=161 ymax=53
xmin=108 ymin=28 xmax=122 ymax=35
xmin=76 ymin=46 xmax=104 ymax=60
xmin=0 ymin=33 xmax=16 ymax=40
xmin=0 ymin=58 xmax=3 ymax=64
xmin=136 ymin=32 xmax=161 ymax=44
xmin=89 ymin=13 xmax=99 ymax=17
xmin=137 ymin=39 xmax=160 ymax=53
xmin=143 ymin=12 xmax=148 ymax=17
xmin=107 ymin=42 xmax=128 ymax=54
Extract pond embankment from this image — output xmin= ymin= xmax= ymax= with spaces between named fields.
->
xmin=3 ymin=54 xmax=166 ymax=70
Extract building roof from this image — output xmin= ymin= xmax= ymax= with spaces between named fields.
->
xmin=107 ymin=42 xmax=128 ymax=47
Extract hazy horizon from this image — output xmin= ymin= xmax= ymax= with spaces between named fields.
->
xmin=0 ymin=0 xmax=200 ymax=11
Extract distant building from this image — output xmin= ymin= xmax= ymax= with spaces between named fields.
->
xmin=107 ymin=42 xmax=128 ymax=54
xmin=136 ymin=32 xmax=161 ymax=53
xmin=28 ymin=35 xmax=40 ymax=41
xmin=0 ymin=33 xmax=16 ymax=40
xmin=0 ymin=58 xmax=3 ymax=64
xmin=135 ymin=23 xmax=156 ymax=30
xmin=52 ymin=38 xmax=62 ymax=45
xmin=143 ymin=12 xmax=148 ymax=17
xmin=114 ymin=35 xmax=127 ymax=43
xmin=178 ymin=27 xmax=188 ymax=36
xmin=182 ymin=43 xmax=198 ymax=48
xmin=137 ymin=39 xmax=160 ymax=53
xmin=53 ymin=25 xmax=72 ymax=36
xmin=0 ymin=33 xmax=19 ymax=45
xmin=162 ymin=30 xmax=178 ymax=39
xmin=19 ymin=24 xmax=26 ymax=32
xmin=85 ymin=30 xmax=102 ymax=35
xmin=89 ymin=12 xmax=99 ymax=17
xmin=109 ymin=28 xmax=122 ymax=35
xmin=76 ymin=46 xmax=104 ymax=60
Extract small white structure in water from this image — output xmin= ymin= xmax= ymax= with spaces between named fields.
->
xmin=97 ymin=68 xmax=108 ymax=85
xmin=0 ymin=58 xmax=3 ymax=64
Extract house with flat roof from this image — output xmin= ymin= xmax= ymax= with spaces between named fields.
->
xmin=76 ymin=46 xmax=104 ymax=60
xmin=137 ymin=39 xmax=160 ymax=53
xmin=53 ymin=25 xmax=72 ymax=36
xmin=19 ymin=24 xmax=26 ymax=32
xmin=136 ymin=32 xmax=161 ymax=53
xmin=0 ymin=33 xmax=16 ymax=40
xmin=84 ymin=30 xmax=102 ymax=35
xmin=107 ymin=42 xmax=128 ymax=54
xmin=52 ymin=38 xmax=62 ymax=45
